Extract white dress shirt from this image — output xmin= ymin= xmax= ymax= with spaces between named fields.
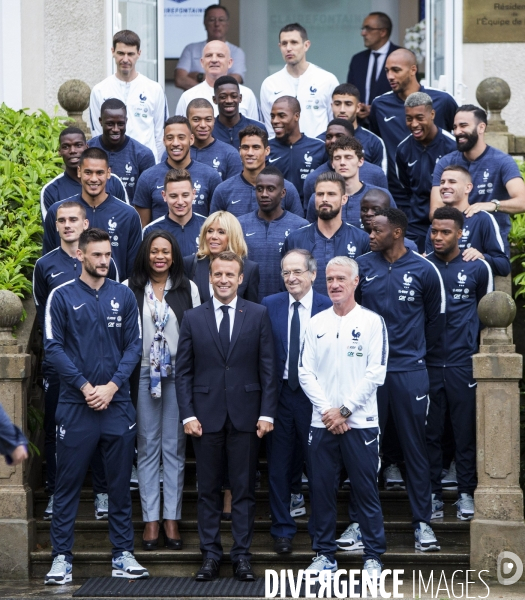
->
xmin=365 ymin=41 xmax=391 ymax=105
xmin=283 ymin=288 xmax=313 ymax=379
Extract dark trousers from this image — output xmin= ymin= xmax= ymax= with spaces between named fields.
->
xmin=43 ymin=365 xmax=107 ymax=496
xmin=427 ymin=365 xmax=477 ymax=499
xmin=51 ymin=401 xmax=136 ymax=562
xmin=192 ymin=416 xmax=260 ymax=562
xmin=309 ymin=426 xmax=385 ymax=564
xmin=377 ymin=370 xmax=432 ymax=527
xmin=266 ymin=381 xmax=312 ymax=539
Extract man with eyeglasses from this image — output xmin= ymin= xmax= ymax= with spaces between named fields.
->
xmin=175 ymin=4 xmax=246 ymax=91
xmin=262 ymin=249 xmax=332 ymax=555
xmin=346 ymin=12 xmax=400 ymax=121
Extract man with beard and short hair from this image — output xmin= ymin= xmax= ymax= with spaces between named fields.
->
xmin=303 ymin=118 xmax=388 ymax=205
xmin=237 ymin=167 xmax=308 ymax=300
xmin=430 ymin=105 xmax=525 ymax=255
xmin=282 ymin=171 xmax=369 ymax=295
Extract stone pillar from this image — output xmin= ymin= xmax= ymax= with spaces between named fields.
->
xmin=476 ymin=77 xmax=515 ymax=154
xmin=0 ymin=291 xmax=34 ymax=579
xmin=471 ymin=291 xmax=525 ymax=580
xmin=57 ymin=79 xmax=91 ymax=139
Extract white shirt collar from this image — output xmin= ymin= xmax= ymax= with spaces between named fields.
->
xmin=372 ymin=40 xmax=391 ymax=56
xmin=213 ymin=295 xmax=238 ymax=312
xmin=288 ymin=287 xmax=313 ymax=311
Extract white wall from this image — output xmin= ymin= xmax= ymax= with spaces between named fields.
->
xmin=0 ymin=0 xmax=22 ymax=110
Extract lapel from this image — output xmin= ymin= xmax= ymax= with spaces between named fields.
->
xmin=203 ymin=298 xmax=224 ymax=357
xmin=279 ymin=294 xmax=289 ymax=356
xmin=227 ymin=298 xmax=246 ymax=361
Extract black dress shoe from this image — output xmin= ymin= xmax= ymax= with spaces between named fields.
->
xmin=274 ymin=537 xmax=293 ymax=554
xmin=232 ymin=558 xmax=256 ymax=581
xmin=195 ymin=558 xmax=220 ymax=581
xmin=162 ymin=523 xmax=183 ymax=550
xmin=142 ymin=537 xmax=159 ymax=551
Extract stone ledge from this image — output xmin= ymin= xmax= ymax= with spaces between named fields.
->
xmin=473 ymin=354 xmax=523 ymax=379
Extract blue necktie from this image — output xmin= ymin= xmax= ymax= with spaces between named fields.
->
xmin=219 ymin=305 xmax=230 ymax=357
xmin=368 ymin=51 xmax=380 ymax=104
xmin=288 ymin=301 xmax=301 ymax=391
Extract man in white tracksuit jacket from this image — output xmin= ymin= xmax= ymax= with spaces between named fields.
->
xmin=299 ymin=256 xmax=388 ymax=582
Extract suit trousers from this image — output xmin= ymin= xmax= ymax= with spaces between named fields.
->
xmin=309 ymin=426 xmax=385 ymax=564
xmin=266 ymin=381 xmax=312 ymax=539
xmin=51 ymin=401 xmax=136 ymax=561
xmin=137 ymin=365 xmax=186 ymax=521
xmin=192 ymin=415 xmax=260 ymax=562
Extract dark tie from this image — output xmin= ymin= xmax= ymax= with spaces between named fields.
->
xmin=368 ymin=51 xmax=380 ymax=104
xmin=219 ymin=305 xmax=230 ymax=357
xmin=288 ymin=301 xmax=301 ymax=391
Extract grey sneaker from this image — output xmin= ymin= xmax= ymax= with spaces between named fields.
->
xmin=303 ymin=554 xmax=337 ymax=580
xmin=414 ymin=522 xmax=440 ymax=552
xmin=336 ymin=523 xmax=364 ymax=550
xmin=455 ymin=493 xmax=474 ymax=521
xmin=290 ymin=493 xmax=306 ymax=517
xmin=431 ymin=493 xmax=444 ymax=520
xmin=363 ymin=558 xmax=381 ymax=583
xmin=94 ymin=493 xmax=108 ymax=520
xmin=441 ymin=460 xmax=457 ymax=490
xmin=383 ymin=464 xmax=405 ymax=490
xmin=112 ymin=551 xmax=149 ymax=579
xmin=43 ymin=495 xmax=53 ymax=521
xmin=301 ymin=472 xmax=309 ymax=490
xmin=130 ymin=464 xmax=139 ymax=491
xmin=44 ymin=554 xmax=72 ymax=585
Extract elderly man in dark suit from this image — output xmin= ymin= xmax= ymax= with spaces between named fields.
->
xmin=346 ymin=12 xmax=400 ymax=120
xmin=175 ymin=250 xmax=277 ymax=582
xmin=262 ymin=249 xmax=332 ymax=554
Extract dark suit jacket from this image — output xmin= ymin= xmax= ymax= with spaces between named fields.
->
xmin=261 ymin=291 xmax=332 ymax=386
xmin=347 ymin=41 xmax=401 ymax=104
xmin=175 ymin=297 xmax=278 ymax=433
xmin=183 ymin=254 xmax=260 ymax=304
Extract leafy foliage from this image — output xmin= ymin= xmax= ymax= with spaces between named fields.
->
xmin=0 ymin=104 xmax=66 ymax=297
xmin=510 ymin=161 xmax=525 ymax=299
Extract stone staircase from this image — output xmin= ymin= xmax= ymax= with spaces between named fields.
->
xmin=30 ymin=454 xmax=470 ymax=580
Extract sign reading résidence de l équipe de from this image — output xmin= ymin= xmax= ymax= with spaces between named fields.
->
xmin=464 ymin=1 xmax=525 ymax=42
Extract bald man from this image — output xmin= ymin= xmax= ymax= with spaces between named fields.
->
xmin=176 ymin=40 xmax=259 ymax=120
xmin=368 ymin=48 xmax=457 ymax=214
xmin=268 ymin=95 xmax=326 ymax=205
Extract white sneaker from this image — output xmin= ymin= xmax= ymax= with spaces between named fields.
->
xmin=112 ymin=551 xmax=149 ymax=579
xmin=303 ymin=554 xmax=338 ymax=580
xmin=130 ymin=464 xmax=139 ymax=491
xmin=383 ymin=464 xmax=406 ymax=490
xmin=431 ymin=493 xmax=444 ymax=520
xmin=336 ymin=523 xmax=364 ymax=551
xmin=441 ymin=461 xmax=457 ymax=490
xmin=290 ymin=493 xmax=306 ymax=517
xmin=94 ymin=493 xmax=109 ymax=520
xmin=44 ymin=554 xmax=72 ymax=585
xmin=301 ymin=472 xmax=309 ymax=490
xmin=455 ymin=493 xmax=474 ymax=521
xmin=363 ymin=558 xmax=382 ymax=584
xmin=43 ymin=495 xmax=53 ymax=521
xmin=414 ymin=522 xmax=440 ymax=552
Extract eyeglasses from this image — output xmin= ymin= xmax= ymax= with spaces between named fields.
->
xmin=361 ymin=26 xmax=384 ymax=32
xmin=206 ymin=17 xmax=228 ymax=24
xmin=281 ymin=269 xmax=309 ymax=278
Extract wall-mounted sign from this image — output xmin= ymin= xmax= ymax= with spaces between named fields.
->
xmin=464 ymin=0 xmax=525 ymax=43
xmin=164 ymin=0 xmax=214 ymax=59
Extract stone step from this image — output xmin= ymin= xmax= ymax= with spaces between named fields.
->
xmin=30 ymin=545 xmax=470 ymax=579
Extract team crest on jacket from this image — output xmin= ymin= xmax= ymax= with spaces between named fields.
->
xmin=347 ymin=244 xmax=356 ymax=257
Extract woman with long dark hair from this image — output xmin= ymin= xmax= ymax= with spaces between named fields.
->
xmin=127 ymin=231 xmax=200 ymax=550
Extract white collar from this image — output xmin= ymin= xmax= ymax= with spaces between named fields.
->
xmin=288 ymin=287 xmax=313 ymax=311
xmin=213 ymin=295 xmax=238 ymax=312
xmin=371 ymin=41 xmax=390 ymax=56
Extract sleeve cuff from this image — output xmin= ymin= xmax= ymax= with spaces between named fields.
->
xmin=75 ymin=376 xmax=88 ymax=391
xmin=183 ymin=416 xmax=197 ymax=425
xmin=110 ymin=377 xmax=122 ymax=390
xmin=258 ymin=416 xmax=274 ymax=424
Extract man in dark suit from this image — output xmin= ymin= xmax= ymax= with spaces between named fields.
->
xmin=176 ymin=251 xmax=277 ymax=582
xmin=346 ymin=12 xmax=400 ymax=120
xmin=262 ymin=250 xmax=332 ymax=554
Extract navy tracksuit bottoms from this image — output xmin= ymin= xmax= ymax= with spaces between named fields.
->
xmin=50 ymin=401 xmax=136 ymax=562
xmin=377 ymin=370 xmax=432 ymax=527
xmin=308 ymin=426 xmax=385 ymax=564
xmin=426 ymin=365 xmax=477 ymax=499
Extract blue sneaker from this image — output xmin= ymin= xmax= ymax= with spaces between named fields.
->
xmin=290 ymin=493 xmax=306 ymax=517
xmin=112 ymin=551 xmax=149 ymax=579
xmin=415 ymin=522 xmax=440 ymax=552
xmin=303 ymin=554 xmax=338 ymax=580
xmin=336 ymin=522 xmax=364 ymax=550
xmin=45 ymin=555 xmax=72 ymax=585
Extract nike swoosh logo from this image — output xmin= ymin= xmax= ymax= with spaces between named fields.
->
xmin=51 ymin=272 xmax=64 ymax=278
xmin=365 ymin=438 xmax=376 ymax=445
xmin=274 ymin=91 xmax=283 ymax=94
xmin=231 ymin=199 xmax=242 ymax=204
xmin=317 ymin=333 xmax=326 ymax=338
xmin=468 ymin=382 xmax=477 ymax=388
xmin=156 ymin=185 xmax=164 ymax=189
xmin=384 ymin=116 xmax=395 ymax=122
xmin=268 ymin=157 xmax=281 ymax=163
xmin=129 ymin=423 xmax=136 ymax=430
xmin=408 ymin=160 xmax=418 ymax=167
xmin=416 ymin=395 xmax=427 ymax=401
xmin=246 ymin=232 xmax=256 ymax=236
xmin=73 ymin=304 xmax=85 ymax=310
xmin=365 ymin=275 xmax=377 ymax=281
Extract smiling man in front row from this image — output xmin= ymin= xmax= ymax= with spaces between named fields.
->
xmin=175 ymin=251 xmax=277 ymax=582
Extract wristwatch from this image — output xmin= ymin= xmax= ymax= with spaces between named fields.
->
xmin=339 ymin=405 xmax=352 ymax=419
xmin=491 ymin=199 xmax=500 ymax=212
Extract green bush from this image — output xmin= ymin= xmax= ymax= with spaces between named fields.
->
xmin=0 ymin=104 xmax=66 ymax=298
xmin=510 ymin=160 xmax=525 ymax=299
